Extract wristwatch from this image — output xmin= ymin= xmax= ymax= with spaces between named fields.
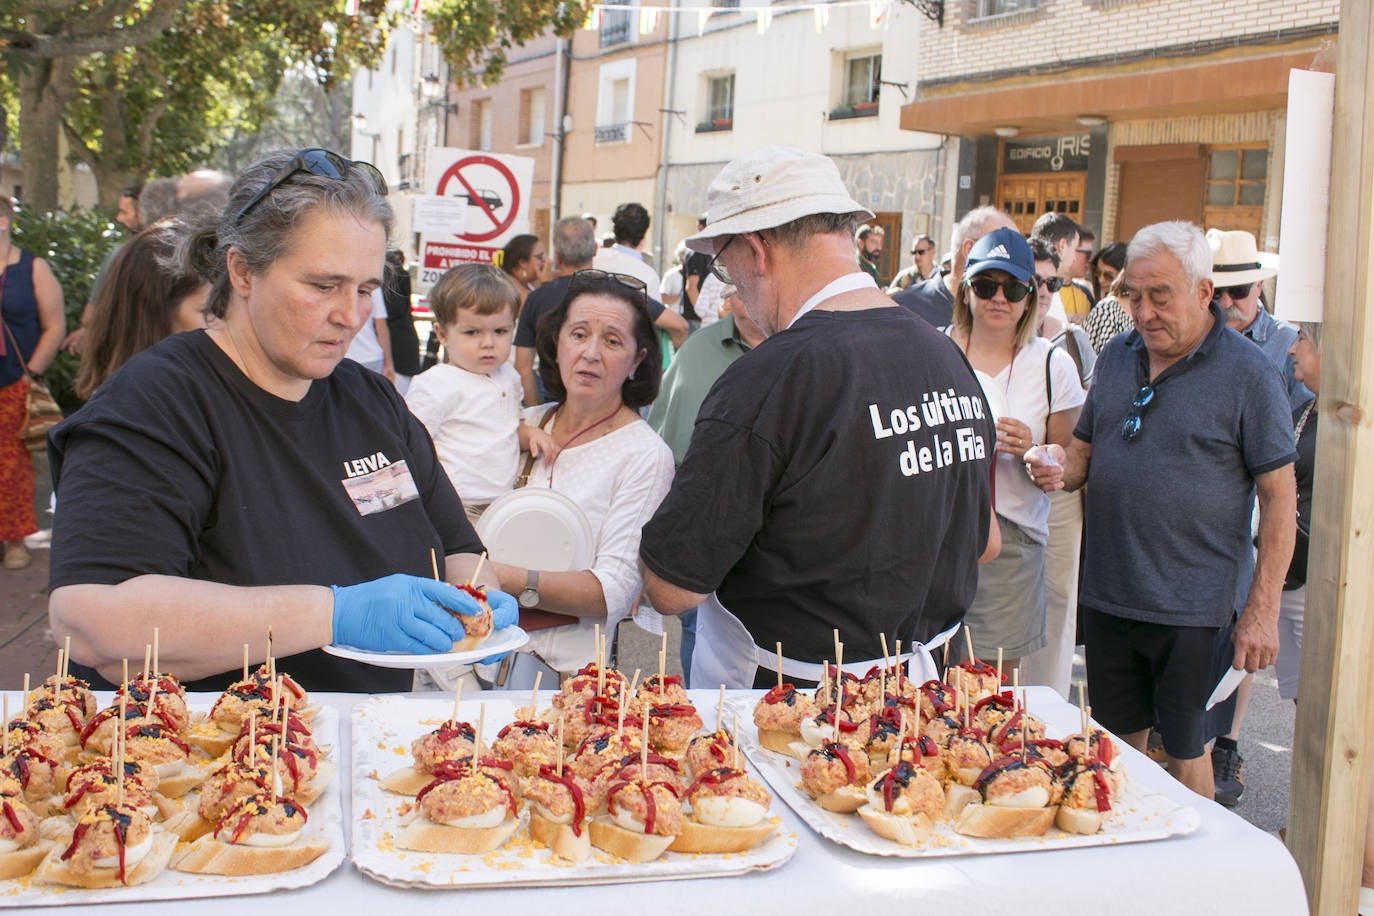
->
xmin=518 ymin=569 xmax=540 ymax=609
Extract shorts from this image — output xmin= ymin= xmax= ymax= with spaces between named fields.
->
xmin=1276 ymin=586 xmax=1305 ymax=700
xmin=1080 ymin=606 xmax=1220 ymax=760
xmin=964 ymin=515 xmax=1046 ymax=660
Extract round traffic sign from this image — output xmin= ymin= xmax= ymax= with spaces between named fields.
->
xmin=435 ymin=155 xmax=522 ymax=243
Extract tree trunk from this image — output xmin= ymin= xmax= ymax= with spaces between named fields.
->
xmin=17 ymin=56 xmax=74 ymax=211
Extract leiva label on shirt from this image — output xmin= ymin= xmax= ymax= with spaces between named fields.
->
xmin=340 ymin=453 xmax=421 ymax=516
xmin=867 ymin=388 xmax=989 ymax=477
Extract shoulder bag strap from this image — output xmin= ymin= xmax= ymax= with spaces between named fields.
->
xmin=514 ymin=405 xmax=558 ymax=488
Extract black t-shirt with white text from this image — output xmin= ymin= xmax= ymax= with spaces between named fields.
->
xmin=49 ymin=331 xmax=483 ymax=693
xmin=640 ymin=306 xmax=994 ymax=664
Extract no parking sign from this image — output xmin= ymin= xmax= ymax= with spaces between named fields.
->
xmin=416 ymin=148 xmax=534 ymax=293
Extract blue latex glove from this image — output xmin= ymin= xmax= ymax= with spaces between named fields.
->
xmin=487 ymin=589 xmax=519 ymax=631
xmin=330 ymin=574 xmax=486 ymax=653
xmin=478 ymin=590 xmax=521 ymax=664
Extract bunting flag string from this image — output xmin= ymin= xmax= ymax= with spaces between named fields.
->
xmin=583 ymin=0 xmax=896 ymax=32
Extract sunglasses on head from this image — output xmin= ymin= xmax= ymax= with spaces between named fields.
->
xmin=1212 ymin=282 xmax=1255 ymax=302
xmin=567 ymin=268 xmax=649 ymax=306
xmin=234 ymin=148 xmax=387 ymax=224
xmin=967 ymin=276 xmax=1031 ymax=303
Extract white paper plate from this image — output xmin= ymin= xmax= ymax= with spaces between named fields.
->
xmin=323 ymin=625 xmax=529 ymax=669
xmin=973 ymin=369 xmax=1010 ymax=423
xmin=728 ymin=690 xmax=1201 ymax=859
xmin=0 ymin=697 xmax=344 ymax=908
xmin=476 ymin=487 xmax=595 ymax=571
xmin=350 ymin=694 xmax=797 ymax=889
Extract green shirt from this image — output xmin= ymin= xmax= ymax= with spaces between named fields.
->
xmin=647 ymin=315 xmax=753 ymax=464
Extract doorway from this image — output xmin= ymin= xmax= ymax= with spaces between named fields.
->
xmin=997 ymin=174 xmax=1087 ymax=235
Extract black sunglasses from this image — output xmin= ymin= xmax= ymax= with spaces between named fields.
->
xmin=912 ymin=246 xmax=932 ymax=256
xmin=707 ymin=235 xmax=737 ymax=285
xmin=1035 ymin=275 xmax=1065 ymax=294
xmin=1212 ymin=282 xmax=1255 ymax=302
xmin=1121 ymin=385 xmax=1155 ymax=441
xmin=967 ymin=276 xmax=1031 ymax=303
xmin=568 ymin=268 xmax=649 ymax=306
xmin=234 ymin=148 xmax=387 ymax=224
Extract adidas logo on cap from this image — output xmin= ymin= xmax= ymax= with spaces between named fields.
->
xmin=985 ymin=244 xmax=1011 ymax=260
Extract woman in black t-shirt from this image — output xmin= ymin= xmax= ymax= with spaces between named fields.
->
xmin=48 ymin=149 xmax=517 ymax=692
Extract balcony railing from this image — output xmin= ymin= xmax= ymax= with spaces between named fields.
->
xmin=600 ymin=10 xmax=633 ymax=47
xmin=595 ymin=122 xmax=630 ymax=143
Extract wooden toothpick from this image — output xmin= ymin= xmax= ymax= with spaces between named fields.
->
xmin=775 ymin=643 xmax=784 ymax=690
xmin=465 ymin=551 xmax=488 ymax=588
xmin=430 ymin=548 xmax=441 ymax=581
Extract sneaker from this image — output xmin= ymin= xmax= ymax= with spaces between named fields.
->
xmin=1212 ymin=744 xmax=1245 ymax=807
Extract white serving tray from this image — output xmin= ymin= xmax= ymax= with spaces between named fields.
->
xmin=0 ymin=698 xmax=345 ymax=908
xmin=349 ymin=694 xmax=797 ymax=889
xmin=726 ymin=693 xmax=1202 ymax=859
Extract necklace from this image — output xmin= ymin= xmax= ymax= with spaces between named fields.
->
xmin=544 ymin=403 xmax=624 ymax=486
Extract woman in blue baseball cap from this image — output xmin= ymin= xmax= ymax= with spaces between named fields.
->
xmin=945 ymin=227 xmax=1086 ymax=677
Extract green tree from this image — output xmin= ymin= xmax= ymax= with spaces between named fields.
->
xmin=411 ymin=0 xmax=590 ymax=87
xmin=2 ymin=0 xmax=391 ymax=210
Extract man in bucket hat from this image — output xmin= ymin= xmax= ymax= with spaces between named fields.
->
xmin=640 ymin=147 xmax=996 ymax=689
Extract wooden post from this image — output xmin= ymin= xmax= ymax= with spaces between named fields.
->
xmin=1288 ymin=3 xmax=1374 ymax=911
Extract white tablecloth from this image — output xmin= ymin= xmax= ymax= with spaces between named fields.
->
xmin=47 ymin=687 xmax=1308 ymax=915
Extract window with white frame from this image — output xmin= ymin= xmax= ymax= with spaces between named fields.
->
xmin=473 ymin=98 xmax=493 ymax=151
xmin=843 ymin=53 xmax=882 ymax=107
xmin=708 ymin=73 xmax=734 ymax=124
xmin=973 ymin=0 xmax=1037 ymax=17
xmin=595 ymin=60 xmax=636 ymax=144
xmin=519 ymin=87 xmax=546 ymax=147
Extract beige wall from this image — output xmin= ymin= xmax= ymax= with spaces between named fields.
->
xmin=448 ymin=33 xmax=560 ymax=234
xmin=561 ymin=19 xmax=668 ymax=195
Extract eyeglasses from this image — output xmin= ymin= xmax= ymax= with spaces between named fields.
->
xmin=707 ymin=235 xmax=737 ymax=284
xmin=967 ymin=276 xmax=1031 ymax=303
xmin=1035 ymin=275 xmax=1065 ymax=294
xmin=1121 ymin=385 xmax=1155 ymax=441
xmin=1212 ymin=282 xmax=1255 ymax=302
xmin=234 ymin=148 xmax=388 ymax=224
xmin=567 ymin=268 xmax=649 ymax=308
xmin=912 ymin=247 xmax=932 ymax=256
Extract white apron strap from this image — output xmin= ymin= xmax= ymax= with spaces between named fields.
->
xmin=690 ymin=594 xmax=761 ymax=689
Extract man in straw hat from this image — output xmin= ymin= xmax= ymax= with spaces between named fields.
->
xmin=1204 ymin=227 xmax=1308 ymax=807
xmin=1027 ymin=220 xmax=1296 ymax=801
xmin=1208 ymin=228 xmax=1309 ymax=410
xmin=639 ymin=146 xmax=996 ymax=689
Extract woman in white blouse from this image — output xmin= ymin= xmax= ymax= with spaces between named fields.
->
xmin=490 ymin=269 xmax=675 ymax=676
xmin=945 ymin=229 xmax=1085 ymax=676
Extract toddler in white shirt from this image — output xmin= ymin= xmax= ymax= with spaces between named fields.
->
xmin=406 ymin=263 xmax=556 ymax=522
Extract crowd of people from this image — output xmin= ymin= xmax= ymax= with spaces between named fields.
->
xmin=2 ymin=143 xmax=1365 ymax=895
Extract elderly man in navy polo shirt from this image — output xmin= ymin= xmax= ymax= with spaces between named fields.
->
xmin=1027 ymin=221 xmax=1296 ymax=800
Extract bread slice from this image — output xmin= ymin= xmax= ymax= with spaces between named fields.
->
xmin=954 ymin=802 xmax=1055 ymax=838
xmin=156 ymin=761 xmax=210 ymax=799
xmin=668 ymin=817 xmax=773 ymax=854
xmin=171 ymin=834 xmax=330 ymax=876
xmin=33 ymin=829 xmax=177 ymax=888
xmin=527 ymin=811 xmax=591 ymax=862
xmin=378 ymin=766 xmax=432 ymax=797
xmin=395 ymin=815 xmax=518 ymax=855
xmin=588 ymin=815 xmax=675 ymax=863
xmin=857 ymin=806 xmax=933 ymax=847
xmin=0 ymin=839 xmax=55 ymax=881
xmin=756 ymin=729 xmax=799 ymax=757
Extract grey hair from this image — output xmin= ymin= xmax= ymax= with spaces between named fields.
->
xmin=1126 ymin=221 xmax=1212 ymax=289
xmin=138 ymin=178 xmax=179 ymax=226
xmin=168 ymin=149 xmax=393 ymax=319
xmin=1299 ymin=320 xmax=1322 ymax=348
xmin=768 ymin=211 xmax=865 ymax=251
xmin=552 ymin=215 xmax=596 ymax=268
xmin=950 ymin=206 xmax=1012 ymax=254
